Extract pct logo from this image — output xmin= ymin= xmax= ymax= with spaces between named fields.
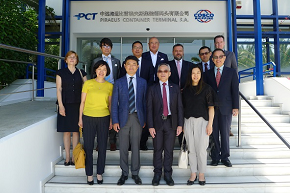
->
xmin=74 ymin=13 xmax=98 ymax=20
xmin=194 ymin=10 xmax=214 ymax=23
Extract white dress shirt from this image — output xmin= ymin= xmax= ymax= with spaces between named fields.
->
xmin=150 ymin=51 xmax=158 ymax=67
xmin=138 ymin=57 xmax=142 ymax=76
xmin=159 ymin=80 xmax=171 ymax=115
xmin=202 ymin=61 xmax=210 ymax=72
xmin=214 ymin=65 xmax=224 ymax=77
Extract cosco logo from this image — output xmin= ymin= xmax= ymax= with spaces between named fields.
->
xmin=194 ymin=10 xmax=214 ymax=23
xmin=74 ymin=13 xmax=98 ymax=20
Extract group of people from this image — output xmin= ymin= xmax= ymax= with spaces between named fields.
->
xmin=56 ymin=36 xmax=239 ymax=187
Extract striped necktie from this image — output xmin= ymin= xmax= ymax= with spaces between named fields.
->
xmin=128 ymin=77 xmax=135 ymax=114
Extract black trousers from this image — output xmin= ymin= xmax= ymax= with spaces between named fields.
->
xmin=152 ymin=118 xmax=176 ymax=178
xmin=211 ymin=109 xmax=232 ymax=161
xmin=83 ymin=115 xmax=110 ymax=176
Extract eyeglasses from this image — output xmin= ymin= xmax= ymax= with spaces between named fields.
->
xmin=199 ymin=52 xmax=210 ymax=56
xmin=157 ymin=70 xmax=169 ymax=73
xmin=213 ymin=55 xmax=225 ymax=59
xmin=102 ymin=45 xmax=111 ymax=49
xmin=126 ymin=64 xmax=138 ymax=67
xmin=133 ymin=46 xmax=142 ymax=50
xmin=67 ymin=56 xmax=76 ymax=60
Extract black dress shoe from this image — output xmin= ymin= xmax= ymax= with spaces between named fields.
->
xmin=164 ymin=176 xmax=174 ymax=186
xmin=199 ymin=179 xmax=206 ymax=186
xmin=97 ymin=175 xmax=103 ymax=184
xmin=210 ymin=160 xmax=219 ymax=166
xmin=187 ymin=176 xmax=197 ymax=185
xmin=132 ymin=175 xmax=142 ymax=185
xmin=87 ymin=177 xmax=94 ymax=185
xmin=69 ymin=161 xmax=75 ymax=166
xmin=152 ymin=174 xmax=161 ymax=186
xmin=117 ymin=175 xmax=128 ymax=185
xmin=64 ymin=161 xmax=70 ymax=166
xmin=221 ymin=159 xmax=232 ymax=167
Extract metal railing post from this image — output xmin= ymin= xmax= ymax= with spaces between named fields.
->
xmin=32 ymin=64 xmax=35 ymax=101
xmin=237 ymin=95 xmax=242 ymax=147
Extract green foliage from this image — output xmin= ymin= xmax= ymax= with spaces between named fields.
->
xmin=0 ymin=0 xmax=38 ymax=86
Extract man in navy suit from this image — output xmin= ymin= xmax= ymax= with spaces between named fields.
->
xmin=197 ymin=46 xmax=215 ymax=72
xmin=168 ymin=44 xmax=193 ymax=146
xmin=203 ymin=49 xmax=239 ymax=167
xmin=112 ymin=56 xmax=147 ymax=185
xmin=214 ymin=35 xmax=238 ymax=137
xmin=142 ymin=37 xmax=168 ymax=83
xmin=147 ymin=63 xmax=183 ymax=186
xmin=92 ymin=38 xmax=121 ymax=151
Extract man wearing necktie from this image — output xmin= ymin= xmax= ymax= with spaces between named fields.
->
xmin=147 ymin=63 xmax=183 ymax=186
xmin=197 ymin=46 xmax=215 ymax=72
xmin=91 ymin=38 xmax=121 ymax=151
xmin=111 ymin=56 xmax=147 ymax=185
xmin=168 ymin=44 xmax=193 ymax=146
xmin=203 ymin=49 xmax=239 ymax=168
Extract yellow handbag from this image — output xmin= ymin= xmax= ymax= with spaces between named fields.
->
xmin=73 ymin=127 xmax=86 ymax=169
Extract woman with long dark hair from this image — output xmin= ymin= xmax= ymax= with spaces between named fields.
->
xmin=182 ymin=65 xmax=216 ymax=186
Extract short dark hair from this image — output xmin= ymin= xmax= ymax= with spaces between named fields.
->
xmin=199 ymin=46 xmax=211 ymax=54
xmin=92 ymin=60 xmax=111 ymax=78
xmin=214 ymin=35 xmax=225 ymax=43
xmin=124 ymin=55 xmax=139 ymax=64
xmin=100 ymin=38 xmax=113 ymax=48
xmin=172 ymin=43 xmax=184 ymax=51
xmin=212 ymin=48 xmax=225 ymax=56
xmin=132 ymin=41 xmax=143 ymax=49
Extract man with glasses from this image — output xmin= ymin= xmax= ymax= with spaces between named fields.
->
xmin=197 ymin=46 xmax=215 ymax=72
xmin=214 ymin=35 xmax=237 ymax=137
xmin=203 ymin=49 xmax=239 ymax=168
xmin=147 ymin=63 xmax=183 ymax=186
xmin=142 ymin=37 xmax=168 ymax=83
xmin=92 ymin=38 xmax=121 ymax=151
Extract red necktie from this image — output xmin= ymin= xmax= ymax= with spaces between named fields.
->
xmin=162 ymin=83 xmax=169 ymax=116
xmin=216 ymin=68 xmax=221 ymax=87
xmin=204 ymin=63 xmax=208 ymax=71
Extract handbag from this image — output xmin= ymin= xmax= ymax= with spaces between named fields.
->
xmin=73 ymin=127 xmax=86 ymax=169
xmin=178 ymin=135 xmax=188 ymax=169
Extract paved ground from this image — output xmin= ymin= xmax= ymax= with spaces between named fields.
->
xmin=0 ymin=100 xmax=56 ymax=139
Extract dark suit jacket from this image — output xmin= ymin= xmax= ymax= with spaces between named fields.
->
xmin=111 ymin=75 xmax=147 ymax=128
xmin=147 ymin=82 xmax=183 ymax=130
xmin=168 ymin=59 xmax=193 ymax=89
xmin=119 ymin=57 xmax=154 ymax=86
xmin=203 ymin=66 xmax=239 ymax=115
xmin=91 ymin=56 xmax=121 ymax=80
xmin=197 ymin=60 xmax=215 ymax=72
xmin=142 ymin=51 xmax=168 ymax=83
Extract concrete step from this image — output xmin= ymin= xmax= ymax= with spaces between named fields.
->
xmin=231 ymin=122 xmax=290 ymax=134
xmin=229 ymin=134 xmax=290 ymax=146
xmin=241 ymin=106 xmax=281 ymax=114
xmin=45 ymin=176 xmax=290 ymax=193
xmin=241 ymin=99 xmax=273 ymax=107
xmin=63 ymin=145 xmax=290 ymax=161
xmin=232 ymin=114 xmax=289 ymax=123
xmin=54 ymin=159 xmax=290 ymax=177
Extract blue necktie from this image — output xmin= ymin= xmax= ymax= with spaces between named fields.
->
xmin=104 ymin=56 xmax=111 ymax=82
xmin=128 ymin=77 xmax=135 ymax=114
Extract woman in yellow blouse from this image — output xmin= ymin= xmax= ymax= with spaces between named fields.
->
xmin=79 ymin=60 xmax=113 ymax=185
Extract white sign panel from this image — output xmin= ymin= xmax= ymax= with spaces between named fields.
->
xmin=70 ymin=1 xmax=227 ymax=35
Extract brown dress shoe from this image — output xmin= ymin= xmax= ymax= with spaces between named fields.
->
xmin=110 ymin=143 xmax=116 ymax=151
xmin=230 ymin=131 xmax=234 ymax=136
xmin=95 ymin=145 xmax=98 ymax=151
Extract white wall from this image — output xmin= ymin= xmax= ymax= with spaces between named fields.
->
xmin=264 ymin=77 xmax=290 ymax=113
xmin=239 ymin=80 xmax=257 ymax=97
xmin=0 ymin=115 xmax=62 ymax=193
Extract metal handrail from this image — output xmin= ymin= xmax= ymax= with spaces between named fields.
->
xmin=238 ymin=62 xmax=276 ymax=82
xmin=238 ymin=91 xmax=290 ymax=149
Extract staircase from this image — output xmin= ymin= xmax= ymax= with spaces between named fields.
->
xmin=45 ymin=96 xmax=290 ymax=193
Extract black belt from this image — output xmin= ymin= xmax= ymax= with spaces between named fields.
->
xmin=161 ymin=115 xmax=171 ymax=120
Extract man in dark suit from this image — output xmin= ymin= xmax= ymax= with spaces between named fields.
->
xmin=197 ymin=46 xmax=215 ymax=72
xmin=168 ymin=44 xmax=193 ymax=146
xmin=203 ymin=49 xmax=239 ymax=167
xmin=214 ymin=35 xmax=238 ymax=137
xmin=168 ymin=44 xmax=193 ymax=90
xmin=147 ymin=63 xmax=183 ymax=186
xmin=142 ymin=37 xmax=168 ymax=83
xmin=92 ymin=38 xmax=121 ymax=151
xmin=112 ymin=56 xmax=147 ymax=185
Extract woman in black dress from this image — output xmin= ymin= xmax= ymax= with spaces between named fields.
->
xmin=182 ymin=65 xmax=216 ymax=186
xmin=56 ymin=51 xmax=87 ymax=166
